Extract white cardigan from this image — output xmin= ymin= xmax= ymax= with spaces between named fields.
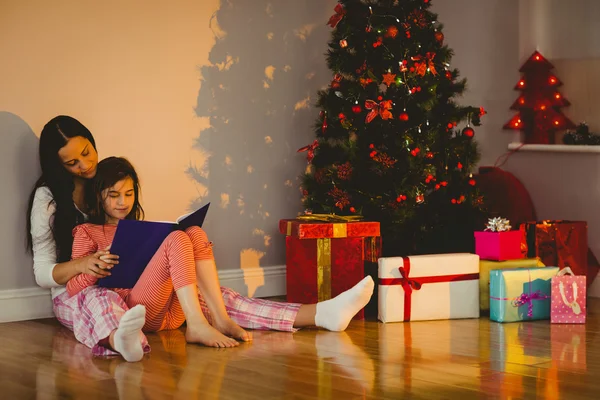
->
xmin=30 ymin=186 xmax=88 ymax=298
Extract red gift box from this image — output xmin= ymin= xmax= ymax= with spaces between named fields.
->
xmin=474 ymin=230 xmax=523 ymax=261
xmin=520 ymin=220 xmax=590 ymax=286
xmin=279 ymin=218 xmax=381 ymax=319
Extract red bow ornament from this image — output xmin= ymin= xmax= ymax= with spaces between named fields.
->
xmin=297 ymin=140 xmax=319 ymax=163
xmin=365 ymin=99 xmax=393 ymax=123
xmin=327 ymin=4 xmax=346 ymax=28
xmin=411 ymin=52 xmax=437 ymax=76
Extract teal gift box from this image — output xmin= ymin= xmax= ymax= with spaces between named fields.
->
xmin=490 ymin=266 xmax=559 ymax=322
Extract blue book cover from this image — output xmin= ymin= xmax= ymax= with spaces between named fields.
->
xmin=97 ymin=203 xmax=210 ymax=289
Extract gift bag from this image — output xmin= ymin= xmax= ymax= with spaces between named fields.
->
xmin=551 ymin=267 xmax=586 ymax=324
xmin=520 ymin=220 xmax=589 ymax=285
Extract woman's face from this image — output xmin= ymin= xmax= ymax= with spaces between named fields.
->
xmin=57 ymin=136 xmax=98 ymax=179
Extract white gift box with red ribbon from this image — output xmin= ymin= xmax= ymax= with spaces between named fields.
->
xmin=378 ymin=253 xmax=480 ymax=323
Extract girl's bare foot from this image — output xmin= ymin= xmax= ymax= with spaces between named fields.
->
xmin=185 ymin=323 xmax=239 ymax=348
xmin=213 ymin=318 xmax=252 ymax=342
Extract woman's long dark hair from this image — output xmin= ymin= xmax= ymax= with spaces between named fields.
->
xmin=26 ymin=116 xmax=97 ymax=262
xmin=88 ymin=157 xmax=144 ymax=224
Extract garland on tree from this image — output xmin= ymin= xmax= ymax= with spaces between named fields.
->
xmin=298 ymin=0 xmax=487 ymax=255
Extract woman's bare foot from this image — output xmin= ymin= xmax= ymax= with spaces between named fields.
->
xmin=213 ymin=317 xmax=252 ymax=342
xmin=185 ymin=323 xmax=240 ymax=348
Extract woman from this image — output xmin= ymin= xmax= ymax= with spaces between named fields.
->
xmin=27 ymin=115 xmax=149 ymax=360
xmin=27 ymin=116 xmax=374 ymax=362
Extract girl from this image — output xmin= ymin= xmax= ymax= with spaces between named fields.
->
xmin=67 ymin=157 xmax=374 ymax=359
xmin=27 ymin=115 xmax=150 ymax=361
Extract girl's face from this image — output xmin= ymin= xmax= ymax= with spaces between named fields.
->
xmin=101 ymin=177 xmax=135 ymax=224
xmin=57 ymin=136 xmax=98 ymax=179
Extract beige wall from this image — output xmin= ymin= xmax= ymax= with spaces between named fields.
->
xmin=432 ymin=0 xmax=521 ymax=166
xmin=0 ymin=0 xmax=524 ymax=294
xmin=0 ymin=0 xmax=336 ymax=292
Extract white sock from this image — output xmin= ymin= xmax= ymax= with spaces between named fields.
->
xmin=315 ymin=276 xmax=374 ymax=331
xmin=114 ymin=305 xmax=146 ymax=362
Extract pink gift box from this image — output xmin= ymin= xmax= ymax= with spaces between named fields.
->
xmin=551 ymin=269 xmax=586 ymax=324
xmin=474 ymin=230 xmax=523 ymax=261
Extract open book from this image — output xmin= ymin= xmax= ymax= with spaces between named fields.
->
xmin=97 ymin=203 xmax=210 ymax=289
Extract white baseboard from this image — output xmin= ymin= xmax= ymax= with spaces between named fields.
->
xmin=217 ymin=265 xmax=287 ymax=298
xmin=0 ymin=265 xmax=287 ymax=323
xmin=0 ymin=287 xmax=54 ymax=323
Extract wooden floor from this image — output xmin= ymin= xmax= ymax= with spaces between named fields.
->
xmin=1 ymin=300 xmax=599 ymax=400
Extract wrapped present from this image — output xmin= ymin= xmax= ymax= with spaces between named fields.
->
xmin=474 ymin=217 xmax=523 ymax=261
xmin=479 ymin=258 xmax=545 ymax=312
xmin=551 ymin=324 xmax=587 ymax=371
xmin=520 ymin=220 xmax=589 ymax=286
xmin=378 ymin=253 xmax=480 ymax=323
xmin=489 ymin=266 xmax=559 ymax=322
xmin=551 ymin=267 xmax=586 ymax=324
xmin=279 ymin=217 xmax=381 ymax=319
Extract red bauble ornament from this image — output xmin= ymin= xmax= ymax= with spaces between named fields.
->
xmin=440 ymin=181 xmax=448 ymax=187
xmin=415 ymin=194 xmax=425 ymax=204
xmin=406 ymin=31 xmax=411 ymax=38
xmin=435 ymin=184 xmax=440 ymax=190
xmin=425 ymin=151 xmax=434 ymax=159
xmin=352 ymin=105 xmax=362 ymax=113
xmin=369 ymin=143 xmax=375 ymax=149
xmin=410 ymin=147 xmax=421 ymax=156
xmin=435 ymin=31 xmax=444 ymax=43
xmin=445 ymin=70 xmax=452 ymax=80
xmin=399 ymin=112 xmax=409 ymax=121
xmin=369 ymin=150 xmax=377 ymax=158
xmin=366 ymin=25 xmax=372 ymax=32
xmin=451 ymin=199 xmax=457 ymax=204
xmin=350 ymin=207 xmax=356 ymax=213
xmin=469 ymin=179 xmax=476 ymax=186
xmin=457 ymin=162 xmax=463 ymax=169
xmin=462 ymin=127 xmax=475 ymax=138
xmin=447 ymin=123 xmax=453 ymax=129
xmin=385 ymin=26 xmax=398 ymax=39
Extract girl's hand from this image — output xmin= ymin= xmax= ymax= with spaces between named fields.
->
xmin=78 ymin=249 xmax=119 ymax=278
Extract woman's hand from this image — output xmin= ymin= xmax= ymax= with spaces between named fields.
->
xmin=77 ymin=247 xmax=119 ymax=278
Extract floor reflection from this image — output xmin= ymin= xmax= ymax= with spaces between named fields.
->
xmin=0 ymin=311 xmax=594 ymax=400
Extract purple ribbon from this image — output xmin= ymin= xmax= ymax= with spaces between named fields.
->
xmin=511 ymin=290 xmax=550 ymax=317
xmin=490 ymin=270 xmax=550 ymax=318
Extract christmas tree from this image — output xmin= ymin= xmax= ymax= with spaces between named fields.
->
xmin=298 ymin=0 xmax=486 ymax=256
xmin=503 ymin=50 xmax=576 ymax=144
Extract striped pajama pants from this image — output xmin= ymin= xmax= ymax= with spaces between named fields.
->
xmin=53 ymin=227 xmax=301 ymax=357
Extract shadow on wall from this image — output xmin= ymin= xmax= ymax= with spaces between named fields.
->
xmin=191 ymin=0 xmax=335 ymax=296
xmin=0 ymin=112 xmax=40 ymax=290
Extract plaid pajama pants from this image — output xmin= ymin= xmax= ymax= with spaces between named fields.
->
xmin=53 ymin=282 xmax=300 ymax=357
